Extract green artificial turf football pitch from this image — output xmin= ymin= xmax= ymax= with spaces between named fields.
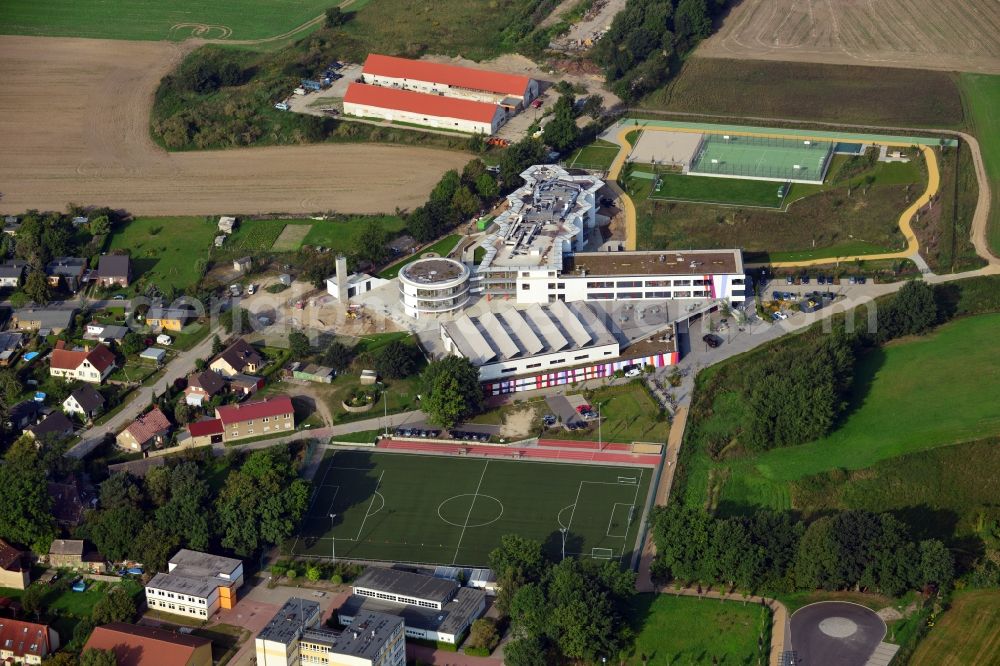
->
xmin=289 ymin=450 xmax=653 ymax=567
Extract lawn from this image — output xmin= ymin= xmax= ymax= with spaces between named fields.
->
xmin=0 ymin=0 xmax=336 ymax=41
xmin=683 ymin=313 xmax=1000 ymax=514
xmin=960 ymin=73 xmax=1000 ymax=257
xmin=289 ymin=450 xmax=652 ymax=566
xmin=557 ymin=384 xmax=670 ymax=444
xmin=107 ymin=216 xmax=216 ymax=293
xmin=378 ymin=234 xmax=462 ymax=279
xmin=214 ymin=215 xmax=406 ymax=259
xmin=625 ymin=593 xmax=770 ymax=665
xmin=567 ymin=140 xmax=621 ymax=171
xmin=644 ymin=172 xmax=787 ymax=207
xmin=910 ymin=590 xmax=1000 ymax=665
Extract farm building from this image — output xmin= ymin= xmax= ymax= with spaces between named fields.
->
xmin=343 ymin=83 xmax=505 ymax=134
xmin=290 ymin=362 xmax=335 ymax=383
xmin=326 ymin=255 xmax=389 ymax=302
xmin=361 ymin=54 xmax=537 ymax=107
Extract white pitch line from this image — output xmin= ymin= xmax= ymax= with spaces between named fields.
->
xmin=354 ymin=470 xmax=385 ymax=542
xmin=620 ymin=468 xmax=643 ymax=563
xmin=451 ymin=460 xmax=490 ymax=565
xmin=606 ymin=503 xmax=630 ymax=538
xmin=565 ymin=480 xmax=585 ymax=536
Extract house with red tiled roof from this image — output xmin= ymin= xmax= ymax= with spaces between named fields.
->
xmin=0 ymin=540 xmax=29 ymax=590
xmin=361 ymin=54 xmax=537 ymax=106
xmin=186 ymin=419 xmax=223 ymax=447
xmin=116 ymin=407 xmax=172 ymax=452
xmin=49 ymin=342 xmax=116 ymax=384
xmin=84 ymin=622 xmax=211 ymax=666
xmin=0 ymin=618 xmax=59 ymax=663
xmin=215 ymin=396 xmax=293 ymax=442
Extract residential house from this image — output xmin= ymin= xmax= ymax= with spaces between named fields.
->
xmin=184 ymin=371 xmax=226 ymax=407
xmin=49 ymin=343 xmax=117 ymax=384
xmin=47 ymin=481 xmax=89 ymax=529
xmin=63 ymin=385 xmax=105 ymax=419
xmin=0 ymin=261 xmax=26 ymax=288
xmin=108 ymin=456 xmax=166 ymax=479
xmin=116 ymin=407 xmax=171 ymax=452
xmin=96 ymin=255 xmax=132 ymax=287
xmin=228 ymin=373 xmax=263 ymax=398
xmin=7 ymin=400 xmax=41 ymax=432
xmin=209 ymin=339 xmax=263 ymax=377
xmin=11 ymin=305 xmax=76 ymax=334
xmin=0 ymin=618 xmax=59 ymax=663
xmin=45 ymin=257 xmax=87 ymax=291
xmin=25 ymin=412 xmax=75 ymax=442
xmin=216 ymin=396 xmax=294 ymax=442
xmin=47 ymin=539 xmax=106 ymax=573
xmin=233 ymin=256 xmax=251 ymax=273
xmin=218 ymin=216 xmax=238 ymax=234
xmin=0 ymin=332 xmax=25 ymax=367
xmin=186 ymin=419 xmax=223 ymax=447
xmin=144 ymin=549 xmax=243 ymax=619
xmin=0 ymin=540 xmax=29 ymax=590
xmin=146 ymin=307 xmax=192 ymax=332
xmin=85 ymin=322 xmax=129 ymax=345
xmin=84 ymin=623 xmax=212 ymax=666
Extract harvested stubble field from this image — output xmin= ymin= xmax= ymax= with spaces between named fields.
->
xmin=642 ymin=58 xmax=965 ymax=129
xmin=0 ymin=36 xmax=468 ymax=216
xmin=697 ymin=0 xmax=1000 ymax=74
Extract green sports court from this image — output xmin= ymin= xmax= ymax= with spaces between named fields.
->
xmin=289 ymin=450 xmax=654 ymax=567
xmin=689 ymin=133 xmax=833 ymax=183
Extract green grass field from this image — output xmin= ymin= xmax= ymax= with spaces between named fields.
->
xmin=910 ymin=590 xmax=1000 ymax=665
xmin=108 ymin=216 xmax=216 ymax=292
xmin=685 ymin=313 xmax=1000 ymax=514
xmin=378 ymin=234 xmax=461 ymax=279
xmin=216 ymin=216 xmax=406 ymax=259
xmin=567 ymin=141 xmax=621 ymax=170
xmin=290 ymin=450 xmax=652 ymax=566
xmin=556 ymin=385 xmax=670 ymax=444
xmin=0 ymin=0 xmax=337 ymax=41
xmin=960 ymin=73 xmax=1000 ymax=257
xmin=626 ymin=593 xmax=770 ymax=665
xmin=645 ymin=172 xmax=786 ymax=207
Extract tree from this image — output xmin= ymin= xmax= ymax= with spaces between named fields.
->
xmin=422 ymin=357 xmax=483 ymax=427
xmin=216 ymin=448 xmax=309 ymax=555
xmin=85 ymin=506 xmax=146 ymax=563
xmin=132 ymin=523 xmax=179 ymax=574
xmin=509 ymin=583 xmax=548 ymax=637
xmin=468 ymin=618 xmax=500 ymax=652
xmin=99 ymin=472 xmax=144 ymax=509
xmin=542 ymin=95 xmax=579 ymax=153
xmin=306 ymin=566 xmax=322 ymax=582
xmin=89 ymin=215 xmax=111 ymax=236
xmin=174 ymin=400 xmax=191 ymax=426
xmin=451 ymin=186 xmax=481 ymax=220
xmin=212 ymin=335 xmax=224 ymax=354
xmin=120 ymin=332 xmax=143 ymax=357
xmin=323 ymin=341 xmax=354 ymax=372
xmin=475 ymin=172 xmax=499 ymax=200
xmin=919 ymin=539 xmax=954 ymax=589
xmin=42 ymin=653 xmax=79 ymax=666
xmin=877 ymin=280 xmax=938 ymax=342
xmin=80 ymin=648 xmax=119 ymax=666
xmin=0 ymin=369 xmax=21 ymax=404
xmin=154 ymin=462 xmax=211 ymax=551
xmin=0 ymin=450 xmax=56 ymax=552
xmin=674 ymin=0 xmax=713 ymax=44
xmin=92 ymin=585 xmax=138 ymax=624
xmin=219 ymin=306 xmax=251 ymax=335
xmin=24 ymin=270 xmax=50 ymax=305
xmin=373 ymin=340 xmax=421 ymax=379
xmin=489 ymin=534 xmax=545 ymax=589
xmin=355 ymin=219 xmax=388 ymax=265
xmin=21 ymin=584 xmax=46 ymax=617
xmin=503 ymin=636 xmax=548 ymax=666
xmin=288 ymin=329 xmax=312 ymax=359
xmin=325 ymin=6 xmax=347 ymax=27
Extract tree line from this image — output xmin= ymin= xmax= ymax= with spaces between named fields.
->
xmin=594 ymin=0 xmax=729 ymax=102
xmin=652 ymin=505 xmax=954 ymax=597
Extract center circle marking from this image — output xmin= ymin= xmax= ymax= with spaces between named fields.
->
xmin=438 ymin=494 xmax=504 ymax=528
xmin=819 ymin=617 xmax=859 ymax=638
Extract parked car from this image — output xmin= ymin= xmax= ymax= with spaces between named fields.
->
xmin=113 ymin=294 xmax=126 ymax=300
xmin=817 ymin=275 xmax=827 ymax=285
xmin=702 ymin=334 xmax=722 ymax=349
xmin=624 ymin=366 xmax=642 ymax=378
xmin=785 ymin=275 xmax=795 ymax=285
xmin=247 ymin=284 xmax=256 ymax=295
xmin=771 ymin=311 xmax=789 ymax=321
xmin=575 ymin=404 xmax=593 ymax=414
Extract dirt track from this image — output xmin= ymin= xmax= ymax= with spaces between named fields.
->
xmin=697 ymin=0 xmax=1000 ymax=74
xmin=0 ymin=36 xmax=469 ymax=216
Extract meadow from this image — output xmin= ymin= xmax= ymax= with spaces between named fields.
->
xmin=960 ymin=73 xmax=1000 ymax=257
xmin=641 ymin=58 xmax=965 ymax=129
xmin=625 ymin=594 xmax=770 ymax=665
xmin=909 ymin=590 xmax=1000 ymax=665
xmin=214 ymin=215 xmax=405 ymax=258
xmin=680 ymin=313 xmax=1000 ymax=515
xmin=642 ymin=171 xmax=785 ymax=208
xmin=107 ymin=216 xmax=216 ymax=292
xmin=556 ymin=384 xmax=671 ymax=444
xmin=0 ymin=0 xmax=337 ymax=41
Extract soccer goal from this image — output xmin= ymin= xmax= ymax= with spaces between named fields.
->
xmin=590 ymin=547 xmax=615 ymax=560
xmin=617 ymin=476 xmax=638 ymax=485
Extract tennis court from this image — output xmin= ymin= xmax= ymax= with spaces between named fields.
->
xmin=289 ymin=450 xmax=653 ymax=567
xmin=690 ymin=133 xmax=834 ymax=183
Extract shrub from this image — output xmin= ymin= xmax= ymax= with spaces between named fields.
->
xmin=286 ymin=569 xmax=298 ymax=580
xmin=330 ymin=573 xmax=343 ymax=585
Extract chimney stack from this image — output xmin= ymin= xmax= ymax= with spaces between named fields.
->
xmin=336 ymin=256 xmax=349 ymax=302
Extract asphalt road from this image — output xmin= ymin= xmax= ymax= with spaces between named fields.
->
xmin=788 ymin=602 xmax=886 ymax=666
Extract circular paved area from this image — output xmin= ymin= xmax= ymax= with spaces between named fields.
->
xmin=789 ymin=602 xmax=885 ymax=665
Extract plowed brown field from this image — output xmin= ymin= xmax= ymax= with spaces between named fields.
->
xmin=0 ymin=36 xmax=468 ymax=216
xmin=698 ymin=0 xmax=1000 ymax=74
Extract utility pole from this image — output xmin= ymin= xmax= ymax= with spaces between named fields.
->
xmin=560 ymin=527 xmax=568 ymax=561
xmin=329 ymin=513 xmax=337 ymax=563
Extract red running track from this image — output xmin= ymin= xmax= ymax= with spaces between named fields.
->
xmin=538 ymin=438 xmax=633 ymax=451
xmin=376 ymin=439 xmax=661 ymax=467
